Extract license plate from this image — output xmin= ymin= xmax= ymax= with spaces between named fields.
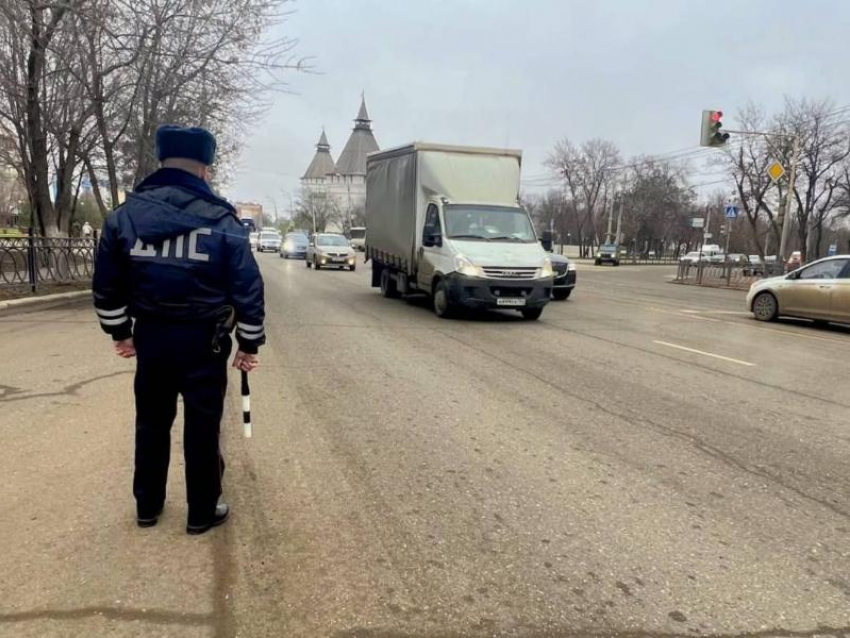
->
xmin=332 ymin=258 xmax=346 ymax=263
xmin=497 ymin=298 xmax=526 ymax=307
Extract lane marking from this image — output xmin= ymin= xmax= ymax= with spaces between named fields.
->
xmin=653 ymin=340 xmax=756 ymax=367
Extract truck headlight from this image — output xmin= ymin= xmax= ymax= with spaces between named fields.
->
xmin=454 ymin=254 xmax=484 ymax=278
xmin=536 ymin=257 xmax=554 ymax=278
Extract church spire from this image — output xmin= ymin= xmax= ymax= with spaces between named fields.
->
xmin=354 ymin=94 xmax=371 ymax=130
xmin=317 ymin=128 xmax=330 ymax=150
xmin=335 ymin=95 xmax=379 ymax=176
xmin=302 ymin=127 xmax=336 ymax=180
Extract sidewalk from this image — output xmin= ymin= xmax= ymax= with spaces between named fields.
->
xmin=0 ymin=287 xmax=91 ymax=316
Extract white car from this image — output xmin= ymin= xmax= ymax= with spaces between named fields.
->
xmin=257 ymin=231 xmax=282 ymax=253
xmin=349 ymin=227 xmax=366 ymax=251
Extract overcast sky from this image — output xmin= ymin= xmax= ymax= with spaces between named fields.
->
xmin=226 ymin=0 xmax=850 ymax=216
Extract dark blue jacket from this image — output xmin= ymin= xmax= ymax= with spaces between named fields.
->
xmin=92 ymin=168 xmax=265 ymax=353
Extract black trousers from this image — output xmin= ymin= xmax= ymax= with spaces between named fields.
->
xmin=132 ymin=320 xmax=231 ymax=525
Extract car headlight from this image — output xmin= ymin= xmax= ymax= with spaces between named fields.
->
xmin=567 ymin=262 xmax=577 ymax=272
xmin=454 ymin=254 xmax=484 ymax=278
xmin=536 ymin=257 xmax=554 ymax=279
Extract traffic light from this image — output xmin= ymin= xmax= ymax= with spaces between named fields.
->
xmin=700 ymin=110 xmax=731 ymax=147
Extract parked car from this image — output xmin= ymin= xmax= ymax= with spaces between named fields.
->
xmin=257 ymin=230 xmax=282 ymax=253
xmin=747 ymin=255 xmax=850 ymax=324
xmin=349 ymin=226 xmax=366 ymax=251
xmin=249 ymin=232 xmax=259 ymax=251
xmin=742 ymin=254 xmax=778 ymax=276
xmin=549 ymin=253 xmax=577 ymax=300
xmin=595 ymin=244 xmax=620 ymax=266
xmin=679 ymin=251 xmax=707 ymax=265
xmin=307 ymin=233 xmax=357 ymax=271
xmin=280 ymin=232 xmax=309 ymax=259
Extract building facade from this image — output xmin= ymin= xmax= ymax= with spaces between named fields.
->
xmin=301 ymin=97 xmax=379 ymax=231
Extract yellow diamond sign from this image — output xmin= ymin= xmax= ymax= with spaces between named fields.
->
xmin=767 ymin=161 xmax=786 ymax=182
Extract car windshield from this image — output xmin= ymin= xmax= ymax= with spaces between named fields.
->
xmin=260 ymin=232 xmax=279 ymax=240
xmin=286 ymin=234 xmax=307 ymax=242
xmin=601 ymin=245 xmax=617 ymax=252
xmin=317 ymin=235 xmax=349 ymax=247
xmin=349 ymin=228 xmax=366 ymax=239
xmin=444 ymin=205 xmax=535 ymax=242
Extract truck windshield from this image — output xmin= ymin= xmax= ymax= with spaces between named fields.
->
xmin=444 ymin=205 xmax=535 ymax=242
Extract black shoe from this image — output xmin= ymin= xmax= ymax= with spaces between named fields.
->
xmin=137 ymin=506 xmax=164 ymax=528
xmin=186 ymin=504 xmax=230 ymax=535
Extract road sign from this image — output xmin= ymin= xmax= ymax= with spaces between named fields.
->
xmin=828 ymin=243 xmax=838 ymax=257
xmin=691 ymin=217 xmax=705 ymax=228
xmin=767 ymin=161 xmax=785 ymax=182
xmin=704 ymin=233 xmax=713 ymax=239
xmin=724 ymin=204 xmax=739 ymax=219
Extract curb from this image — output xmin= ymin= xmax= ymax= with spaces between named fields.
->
xmin=0 ymin=290 xmax=91 ymax=316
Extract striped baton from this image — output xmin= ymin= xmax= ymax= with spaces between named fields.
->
xmin=241 ymin=370 xmax=252 ymax=438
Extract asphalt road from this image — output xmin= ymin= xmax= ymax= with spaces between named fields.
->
xmin=2 ymin=256 xmax=850 ymax=638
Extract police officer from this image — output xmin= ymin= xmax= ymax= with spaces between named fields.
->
xmin=93 ymin=125 xmax=265 ymax=535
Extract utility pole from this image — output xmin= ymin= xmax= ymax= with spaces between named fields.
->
xmin=778 ymin=135 xmax=801 ymax=268
xmin=605 ymin=194 xmax=614 ymax=244
xmin=614 ymin=196 xmax=623 ymax=246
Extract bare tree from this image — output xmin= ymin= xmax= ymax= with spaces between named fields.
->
xmin=545 ymin=138 xmax=621 ymax=257
xmin=0 ymin=0 xmax=305 ymax=235
xmin=620 ymin=158 xmax=696 ymax=257
xmin=720 ymin=98 xmax=850 ymax=260
xmin=294 ymin=189 xmax=340 ymax=233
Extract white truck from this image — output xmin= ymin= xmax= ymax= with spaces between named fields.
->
xmin=365 ymin=143 xmax=554 ymax=319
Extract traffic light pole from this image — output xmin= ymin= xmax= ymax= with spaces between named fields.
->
xmin=777 ymin=135 xmax=801 ymax=270
xmin=723 ymin=127 xmax=800 ymax=269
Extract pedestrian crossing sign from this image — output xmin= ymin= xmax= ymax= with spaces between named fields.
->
xmin=724 ymin=205 xmax=739 ymax=219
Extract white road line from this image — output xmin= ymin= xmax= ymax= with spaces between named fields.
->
xmin=652 ymin=340 xmax=757 ymax=367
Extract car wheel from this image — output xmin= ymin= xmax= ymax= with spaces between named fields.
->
xmin=380 ymin=268 xmax=399 ymax=298
xmin=433 ymin=280 xmax=455 ymax=318
xmin=314 ymin=257 xmax=321 ymax=270
xmin=349 ymin=264 xmax=356 ymax=272
xmin=521 ymin=307 xmax=544 ymax=320
xmin=595 ymin=260 xmax=601 ymax=266
xmin=752 ymin=291 xmax=778 ymax=322
xmin=306 ymin=258 xmax=311 ymax=268
xmin=552 ymin=289 xmax=571 ymax=301
xmin=613 ymin=261 xmax=620 ymax=267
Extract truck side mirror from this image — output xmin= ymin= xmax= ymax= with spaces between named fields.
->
xmin=541 ymin=230 xmax=553 ymax=253
xmin=423 ymin=230 xmax=442 ymax=248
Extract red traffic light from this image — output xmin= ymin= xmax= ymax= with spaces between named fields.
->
xmin=711 ymin=110 xmax=723 ymax=122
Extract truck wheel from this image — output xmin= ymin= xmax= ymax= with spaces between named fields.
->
xmin=380 ymin=268 xmax=399 ymax=298
xmin=552 ymin=289 xmax=572 ymax=301
xmin=521 ymin=307 xmax=544 ymax=321
xmin=433 ymin=280 xmax=455 ymax=318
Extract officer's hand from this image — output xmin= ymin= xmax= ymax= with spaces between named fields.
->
xmin=114 ymin=338 xmax=136 ymax=359
xmin=232 ymin=351 xmax=258 ymax=372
